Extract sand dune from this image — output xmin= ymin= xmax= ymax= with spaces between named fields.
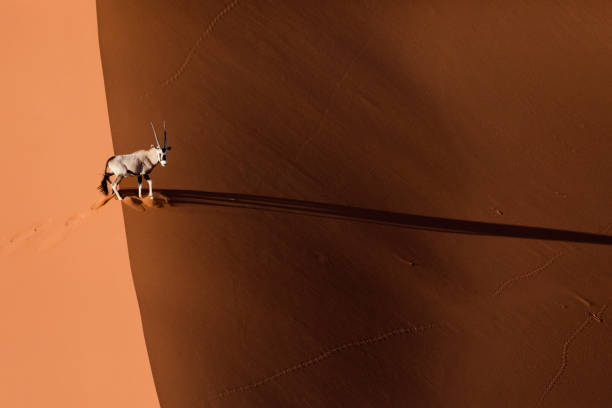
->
xmin=97 ymin=1 xmax=612 ymax=407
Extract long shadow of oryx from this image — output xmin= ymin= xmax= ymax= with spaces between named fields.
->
xmin=119 ymin=188 xmax=612 ymax=245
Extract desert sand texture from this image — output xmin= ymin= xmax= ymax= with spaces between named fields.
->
xmin=0 ymin=1 xmax=158 ymax=407
xmin=97 ymin=1 xmax=612 ymax=407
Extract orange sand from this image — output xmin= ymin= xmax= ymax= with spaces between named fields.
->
xmin=0 ymin=1 xmax=158 ymax=407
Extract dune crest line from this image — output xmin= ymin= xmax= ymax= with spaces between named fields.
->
xmin=213 ymin=323 xmax=440 ymax=400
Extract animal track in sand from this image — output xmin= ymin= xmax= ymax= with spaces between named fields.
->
xmin=140 ymin=0 xmax=240 ymax=99
xmin=537 ymin=304 xmax=607 ymax=406
xmin=493 ymin=223 xmax=612 ymax=297
xmin=0 ymin=220 xmax=53 ymax=255
xmin=0 ymin=196 xmax=122 ymax=255
xmin=493 ymin=251 xmax=565 ymax=297
xmin=122 ymin=194 xmax=171 ymax=212
xmin=38 ymin=211 xmax=93 ymax=251
xmin=213 ymin=323 xmax=440 ymax=401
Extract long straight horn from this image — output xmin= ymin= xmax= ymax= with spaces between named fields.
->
xmin=150 ymin=122 xmax=161 ymax=147
xmin=163 ymin=120 xmax=167 ymax=148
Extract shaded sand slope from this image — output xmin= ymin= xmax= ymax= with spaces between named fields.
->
xmin=98 ymin=1 xmax=612 ymax=406
xmin=0 ymin=2 xmax=158 ymax=407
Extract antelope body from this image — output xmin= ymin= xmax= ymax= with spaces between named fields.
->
xmin=99 ymin=122 xmax=172 ymax=200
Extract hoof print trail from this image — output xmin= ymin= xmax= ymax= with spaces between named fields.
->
xmin=213 ymin=323 xmax=439 ymax=401
xmin=538 ymin=304 xmax=607 ymax=406
xmin=493 ymin=252 xmax=564 ymax=297
xmin=141 ymin=0 xmax=240 ymax=99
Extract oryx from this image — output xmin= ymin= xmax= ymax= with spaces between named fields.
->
xmin=98 ymin=121 xmax=172 ymax=200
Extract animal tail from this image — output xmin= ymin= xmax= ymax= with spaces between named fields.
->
xmin=98 ymin=156 xmax=115 ymax=195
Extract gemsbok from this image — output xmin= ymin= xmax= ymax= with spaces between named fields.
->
xmin=99 ymin=122 xmax=172 ymax=200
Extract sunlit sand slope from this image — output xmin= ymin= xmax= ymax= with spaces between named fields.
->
xmin=0 ymin=2 xmax=158 ymax=407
